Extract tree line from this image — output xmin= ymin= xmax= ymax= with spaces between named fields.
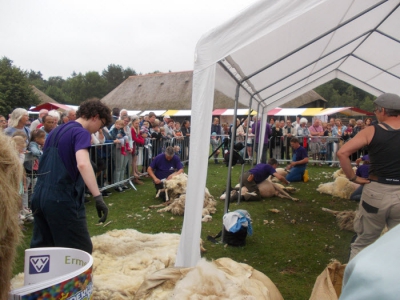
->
xmin=27 ymin=63 xmax=137 ymax=105
xmin=314 ymin=79 xmax=375 ymax=112
xmin=0 ymin=56 xmax=375 ymax=116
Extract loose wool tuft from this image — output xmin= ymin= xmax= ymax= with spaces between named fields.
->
xmin=322 ymin=208 xmax=356 ymax=232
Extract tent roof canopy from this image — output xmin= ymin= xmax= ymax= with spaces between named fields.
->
xmin=177 ymin=0 xmax=400 ymax=268
xmin=205 ymin=0 xmax=400 ymax=112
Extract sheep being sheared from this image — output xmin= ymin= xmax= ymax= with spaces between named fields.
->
xmin=220 ymin=178 xmax=298 ymax=201
xmin=317 ymin=176 xmax=359 ymax=199
xmin=150 ymin=173 xmax=217 ymax=217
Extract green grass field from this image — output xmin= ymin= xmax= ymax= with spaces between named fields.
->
xmin=14 ymin=161 xmax=357 ymax=299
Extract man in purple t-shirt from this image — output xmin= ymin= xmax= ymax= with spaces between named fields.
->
xmin=148 ymin=146 xmax=184 ymax=201
xmin=286 ymin=137 xmax=309 ymax=182
xmin=233 ymin=158 xmax=289 ymax=202
xmin=30 ymin=99 xmax=111 ymax=254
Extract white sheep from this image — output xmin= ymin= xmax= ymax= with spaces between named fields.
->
xmin=317 ymin=176 xmax=359 ymax=199
xmin=220 ymin=179 xmax=298 ymax=201
xmin=150 ymin=173 xmax=217 ymax=217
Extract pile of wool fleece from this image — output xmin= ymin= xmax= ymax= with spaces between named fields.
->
xmin=135 ymin=257 xmax=283 ymax=300
xmin=157 ymin=173 xmax=217 ymax=216
xmin=11 ymin=230 xmax=283 ymax=300
xmin=332 ymin=167 xmax=357 ymax=179
xmin=316 ymin=176 xmax=358 ymax=199
xmin=91 ymin=229 xmax=180 ymax=299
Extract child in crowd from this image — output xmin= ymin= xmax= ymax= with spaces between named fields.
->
xmin=142 ymin=121 xmax=150 ymax=130
xmin=246 ymin=127 xmax=254 ymax=162
xmin=174 ymin=122 xmax=183 ymax=137
xmin=140 ymin=126 xmax=152 ymax=174
xmin=319 ymin=137 xmax=327 ymax=163
xmin=174 ymin=145 xmax=181 ymax=156
xmin=210 ymin=132 xmax=220 ymax=164
xmin=159 ymin=126 xmax=170 ymax=151
xmin=151 ymin=124 xmax=163 ymax=157
xmin=343 ymin=124 xmax=353 ymax=142
xmin=23 ymin=129 xmax=46 ymax=209
xmin=110 ymin=119 xmax=131 ymax=156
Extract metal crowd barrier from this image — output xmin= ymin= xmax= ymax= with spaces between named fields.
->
xmin=22 ymin=135 xmax=191 ymax=205
xmin=209 ymin=134 xmax=365 ymax=166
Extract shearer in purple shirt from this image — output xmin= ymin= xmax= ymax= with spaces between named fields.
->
xmin=232 ymin=158 xmax=289 ymax=202
xmin=148 ymin=146 xmax=184 ymax=201
xmin=252 ymin=116 xmax=272 ymax=163
xmin=30 ymin=99 xmax=111 ymax=254
xmin=350 ymin=155 xmax=370 ymax=202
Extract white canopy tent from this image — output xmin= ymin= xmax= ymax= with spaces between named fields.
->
xmin=176 ymin=0 xmax=400 ymax=267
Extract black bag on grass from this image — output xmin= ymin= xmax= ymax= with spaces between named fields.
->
xmin=223 ymin=226 xmax=248 ymax=246
xmin=222 ymin=209 xmax=252 ymax=247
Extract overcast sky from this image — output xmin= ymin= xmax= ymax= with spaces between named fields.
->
xmin=1 ymin=0 xmax=255 ymax=79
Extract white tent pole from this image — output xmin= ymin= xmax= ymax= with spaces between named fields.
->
xmin=237 ymin=95 xmax=254 ymax=204
xmin=254 ymin=102 xmax=261 ymax=163
xmin=259 ymin=107 xmax=267 ymax=162
xmin=221 ymin=83 xmax=241 ymax=242
xmin=175 ymin=66 xmax=216 ymax=268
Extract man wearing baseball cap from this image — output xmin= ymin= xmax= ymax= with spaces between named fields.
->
xmin=338 ymin=93 xmax=400 ymax=261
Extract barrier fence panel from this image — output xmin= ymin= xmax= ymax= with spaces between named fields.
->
xmin=89 ymin=142 xmax=136 ymax=192
xmin=208 ymin=134 xmax=365 ymax=166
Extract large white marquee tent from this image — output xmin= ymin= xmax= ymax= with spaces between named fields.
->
xmin=176 ymin=0 xmax=400 ymax=267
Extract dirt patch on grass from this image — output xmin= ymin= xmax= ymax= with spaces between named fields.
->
xmin=280 ymin=267 xmax=297 ymax=275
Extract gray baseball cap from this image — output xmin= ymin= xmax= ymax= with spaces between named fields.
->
xmin=374 ymin=93 xmax=400 ymax=110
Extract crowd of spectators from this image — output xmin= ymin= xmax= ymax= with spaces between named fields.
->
xmin=1 ymin=105 xmax=192 ymax=228
xmin=1 ymin=104 xmax=375 ymax=228
xmin=209 ymin=114 xmax=375 ymax=167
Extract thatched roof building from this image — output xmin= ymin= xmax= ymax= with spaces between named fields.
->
xmin=101 ymin=71 xmax=245 ymax=110
xmin=101 ymin=71 xmax=326 ymax=111
xmin=31 ymin=86 xmax=58 ymax=104
xmin=280 ymin=90 xmax=327 ymax=108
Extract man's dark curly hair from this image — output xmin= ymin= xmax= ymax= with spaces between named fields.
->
xmin=76 ymin=98 xmax=112 ymax=126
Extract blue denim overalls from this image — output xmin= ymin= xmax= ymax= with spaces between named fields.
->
xmin=30 ymin=122 xmax=93 ymax=253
